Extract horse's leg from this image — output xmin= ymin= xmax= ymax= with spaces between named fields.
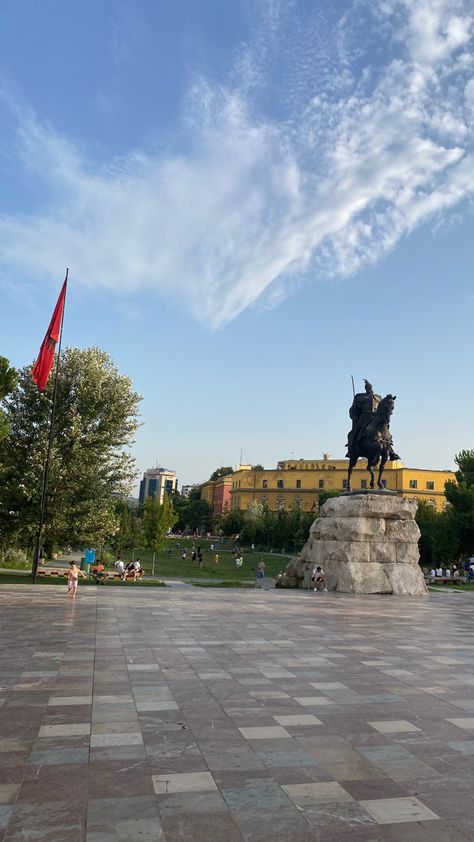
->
xmin=367 ymin=448 xmax=377 ymax=489
xmin=377 ymin=447 xmax=388 ymax=489
xmin=347 ymin=456 xmax=358 ymax=491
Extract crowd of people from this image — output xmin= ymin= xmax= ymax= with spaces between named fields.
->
xmin=429 ymin=557 xmax=474 ymax=581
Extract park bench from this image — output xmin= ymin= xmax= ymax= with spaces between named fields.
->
xmin=37 ymin=566 xmax=131 ymax=582
xmin=424 ymin=576 xmax=465 ymax=586
xmin=38 ymin=566 xmax=67 ymax=577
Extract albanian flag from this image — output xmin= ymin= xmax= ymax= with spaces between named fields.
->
xmin=32 ymin=276 xmax=67 ymax=391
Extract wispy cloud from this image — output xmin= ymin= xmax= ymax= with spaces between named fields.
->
xmin=0 ymin=0 xmax=473 ymax=327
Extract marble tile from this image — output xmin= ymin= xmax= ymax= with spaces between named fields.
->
xmin=239 ymin=725 xmax=291 ymax=740
xmin=0 ymin=784 xmax=21 ymax=804
xmin=294 ymin=696 xmax=334 ymax=707
xmin=282 ymin=781 xmax=354 ymax=806
xmin=446 ymin=718 xmax=474 ymax=729
xmin=273 ymin=714 xmax=322 ymax=726
xmin=90 ymin=733 xmax=143 ymax=747
xmin=360 ymin=796 xmax=439 ymax=824
xmin=368 ymin=720 xmax=422 ymax=734
xmin=38 ymin=723 xmax=91 ymax=738
xmin=152 ymin=771 xmax=217 ymax=794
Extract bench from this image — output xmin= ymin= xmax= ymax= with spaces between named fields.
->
xmin=424 ymin=576 xmax=465 ymax=586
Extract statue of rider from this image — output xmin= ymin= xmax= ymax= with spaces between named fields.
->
xmin=345 ymin=379 xmax=381 ymax=458
xmin=346 ymin=379 xmax=400 ymax=461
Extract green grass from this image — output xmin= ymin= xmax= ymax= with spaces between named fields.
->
xmin=121 ymin=539 xmax=289 ymax=581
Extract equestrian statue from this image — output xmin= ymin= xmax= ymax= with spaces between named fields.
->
xmin=345 ymin=379 xmax=400 ymax=491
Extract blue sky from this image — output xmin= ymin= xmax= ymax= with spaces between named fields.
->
xmin=0 ymin=0 xmax=473 ymax=491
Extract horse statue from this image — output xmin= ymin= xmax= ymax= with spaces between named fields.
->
xmin=347 ymin=393 xmax=399 ymax=491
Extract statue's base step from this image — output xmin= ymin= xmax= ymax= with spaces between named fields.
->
xmin=340 ymin=489 xmax=397 ymax=497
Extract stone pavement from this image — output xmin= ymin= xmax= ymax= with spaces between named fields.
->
xmin=1 ymin=585 xmax=474 ymax=841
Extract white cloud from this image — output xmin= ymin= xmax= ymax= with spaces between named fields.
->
xmin=0 ymin=0 xmax=473 ymax=327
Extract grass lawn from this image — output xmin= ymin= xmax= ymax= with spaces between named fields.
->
xmin=122 ymin=539 xmax=291 ymax=581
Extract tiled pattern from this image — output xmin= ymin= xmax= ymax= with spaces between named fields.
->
xmin=1 ymin=584 xmax=474 ymax=840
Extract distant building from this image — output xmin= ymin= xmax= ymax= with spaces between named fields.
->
xmin=139 ymin=468 xmax=178 ymax=504
xmin=201 ymin=474 xmax=234 ymax=517
xmin=229 ymin=457 xmax=455 ymax=513
xmin=181 ymin=484 xmax=198 ymax=498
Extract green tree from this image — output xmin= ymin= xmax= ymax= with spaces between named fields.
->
xmin=251 ymin=464 xmax=264 ymax=471
xmin=318 ymin=489 xmax=340 ymax=508
xmin=0 ymin=347 xmax=141 ymax=553
xmin=209 ymin=466 xmax=234 ymax=481
xmin=444 ymin=450 xmax=474 ymax=556
xmin=113 ymin=501 xmax=143 ymax=553
xmin=143 ymin=494 xmax=178 ymax=552
xmin=0 ymin=357 xmax=17 ymax=443
xmin=415 ymin=499 xmax=439 ymax=566
xmin=220 ymin=508 xmax=245 ymax=536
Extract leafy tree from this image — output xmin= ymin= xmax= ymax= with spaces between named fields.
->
xmin=0 ymin=347 xmax=141 ymax=553
xmin=220 ymin=508 xmax=245 ymax=536
xmin=0 ymin=357 xmax=17 ymax=443
xmin=318 ymin=490 xmax=340 ymax=508
xmin=185 ymin=498 xmax=213 ymax=532
xmin=143 ymin=494 xmax=178 ymax=552
xmin=251 ymin=464 xmax=264 ymax=471
xmin=415 ymin=499 xmax=440 ymax=566
xmin=444 ymin=450 xmax=474 ymax=556
xmin=209 ymin=466 xmax=233 ymax=481
xmin=113 ymin=501 xmax=143 ymax=553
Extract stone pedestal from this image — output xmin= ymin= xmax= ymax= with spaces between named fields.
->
xmin=282 ymin=492 xmax=428 ymax=595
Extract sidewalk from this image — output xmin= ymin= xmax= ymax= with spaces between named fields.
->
xmin=1 ymin=585 xmax=474 ymax=840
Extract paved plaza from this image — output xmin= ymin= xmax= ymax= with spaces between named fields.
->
xmin=1 ymin=584 xmax=474 ymax=841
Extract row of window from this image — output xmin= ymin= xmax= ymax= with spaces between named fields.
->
xmin=237 ymin=478 xmax=436 ymax=491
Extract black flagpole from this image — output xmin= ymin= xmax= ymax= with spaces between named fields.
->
xmin=32 ymin=269 xmax=68 ymax=583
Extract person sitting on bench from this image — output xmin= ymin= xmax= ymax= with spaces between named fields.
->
xmin=91 ymin=561 xmax=107 ymax=584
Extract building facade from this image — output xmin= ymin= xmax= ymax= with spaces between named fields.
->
xmin=200 ymin=475 xmax=233 ymax=517
xmin=230 ymin=457 xmax=455 ymax=513
xmin=181 ymin=485 xmax=198 ymax=498
xmin=139 ymin=468 xmax=178 ymax=504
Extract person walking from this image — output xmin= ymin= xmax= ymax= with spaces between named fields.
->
xmin=214 ymin=553 xmax=219 ymax=566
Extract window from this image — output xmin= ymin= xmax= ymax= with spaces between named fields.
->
xmin=426 ymin=481 xmax=434 ymax=490
xmin=342 ymin=479 xmax=348 ymax=489
xmin=296 ymin=479 xmax=301 ymax=489
xmin=261 ymin=495 xmax=268 ymax=505
xmin=409 ymin=479 xmax=417 ymax=489
xmin=318 ymin=479 xmax=324 ymax=489
xmin=294 ymin=496 xmax=301 ymax=509
xmin=262 ymin=479 xmax=268 ymax=488
xmin=277 ymin=479 xmax=284 ymax=488
xmin=361 ymin=479 xmax=367 ymax=489
xmin=276 ymin=496 xmax=285 ymax=511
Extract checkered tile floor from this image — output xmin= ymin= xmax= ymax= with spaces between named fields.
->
xmin=1 ymin=583 xmax=474 ymax=840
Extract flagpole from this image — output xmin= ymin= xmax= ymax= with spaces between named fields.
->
xmin=32 ymin=269 xmax=69 ymax=583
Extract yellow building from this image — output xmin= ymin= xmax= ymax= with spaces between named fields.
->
xmin=230 ymin=457 xmax=455 ymax=513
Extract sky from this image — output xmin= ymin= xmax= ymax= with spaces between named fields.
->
xmin=0 ymin=0 xmax=473 ymax=493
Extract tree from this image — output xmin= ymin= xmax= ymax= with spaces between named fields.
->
xmin=251 ymin=464 xmax=264 ymax=471
xmin=0 ymin=347 xmax=141 ymax=553
xmin=143 ymin=494 xmax=177 ymax=552
xmin=113 ymin=500 xmax=143 ymax=553
xmin=209 ymin=466 xmax=233 ymax=481
xmin=220 ymin=508 xmax=245 ymax=536
xmin=0 ymin=357 xmax=17 ymax=443
xmin=444 ymin=450 xmax=474 ymax=557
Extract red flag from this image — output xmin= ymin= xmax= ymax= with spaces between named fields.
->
xmin=32 ymin=277 xmax=67 ymax=391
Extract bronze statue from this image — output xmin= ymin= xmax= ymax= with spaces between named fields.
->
xmin=346 ymin=380 xmax=400 ymax=491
